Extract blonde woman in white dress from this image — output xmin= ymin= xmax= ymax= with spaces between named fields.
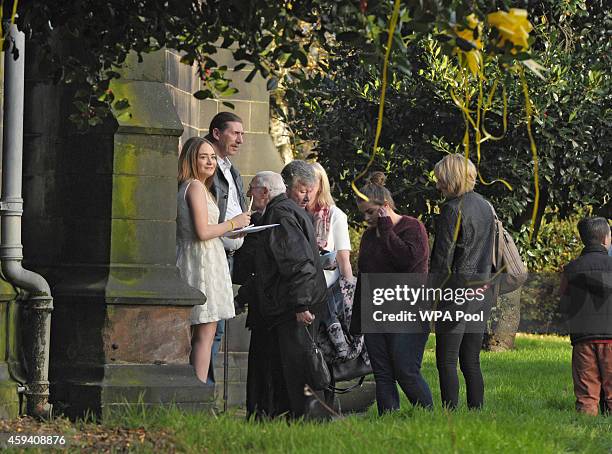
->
xmin=176 ymin=137 xmax=250 ymax=382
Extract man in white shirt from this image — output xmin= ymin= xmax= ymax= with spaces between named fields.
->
xmin=205 ymin=112 xmax=248 ymax=383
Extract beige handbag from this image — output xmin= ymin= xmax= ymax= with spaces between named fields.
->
xmin=489 ymin=203 xmax=528 ymax=294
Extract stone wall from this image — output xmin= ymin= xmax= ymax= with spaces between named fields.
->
xmin=3 ymin=41 xmax=285 ymax=415
xmin=21 ymin=46 xmax=215 ymax=418
xmin=164 ymin=48 xmax=284 ymax=180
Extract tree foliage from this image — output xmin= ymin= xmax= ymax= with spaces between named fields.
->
xmin=278 ymin=0 xmax=610 ymax=234
xmin=11 ymin=0 xmax=608 ymax=234
xmin=17 ymin=1 xmax=539 ymax=125
xmin=16 ymin=1 xmax=369 ymax=127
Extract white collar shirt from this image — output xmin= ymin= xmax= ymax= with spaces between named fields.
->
xmin=217 ymin=156 xmax=244 ymax=252
xmin=217 ymin=156 xmax=242 ymax=220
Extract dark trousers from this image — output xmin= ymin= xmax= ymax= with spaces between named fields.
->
xmin=246 ymin=326 xmax=276 ymax=419
xmin=364 ymin=332 xmax=433 ymax=415
xmin=271 ymin=317 xmax=322 ymax=419
xmin=436 ymin=322 xmax=485 ymax=410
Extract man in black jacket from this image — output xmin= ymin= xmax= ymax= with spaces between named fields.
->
xmin=560 ymin=216 xmax=612 ymax=416
xmin=233 ymin=171 xmax=274 ymax=419
xmin=236 ymin=169 xmax=327 ymax=419
xmin=205 ymin=112 xmax=248 ymax=383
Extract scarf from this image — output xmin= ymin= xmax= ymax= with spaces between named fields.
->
xmin=313 ymin=205 xmax=331 ymax=250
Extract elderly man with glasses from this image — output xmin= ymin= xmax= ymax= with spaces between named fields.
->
xmin=235 ymin=166 xmax=327 ymax=419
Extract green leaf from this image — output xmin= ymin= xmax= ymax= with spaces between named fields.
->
xmin=244 ymin=68 xmax=258 ymax=83
xmin=221 ymin=101 xmax=235 ymax=110
xmin=259 ymin=35 xmax=274 ymax=49
xmin=180 ymin=54 xmax=195 ymax=66
xmin=73 ymin=100 xmax=88 ymax=111
xmin=116 ymin=111 xmax=132 ymax=122
xmin=267 ymin=78 xmax=279 ymax=91
xmin=113 ymin=98 xmax=130 ymax=111
xmin=296 ymin=51 xmax=308 ymax=67
xmin=213 ymin=79 xmax=230 ymax=91
xmin=336 ymin=31 xmax=361 ymax=43
xmin=88 ymin=116 xmax=103 ymax=126
xmin=221 ymin=88 xmax=238 ymax=97
xmin=284 ymin=55 xmax=297 ymax=68
xmin=193 ymin=89 xmax=214 ymax=100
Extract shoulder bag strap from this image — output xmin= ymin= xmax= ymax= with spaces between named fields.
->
xmin=485 ymin=200 xmax=504 ymax=271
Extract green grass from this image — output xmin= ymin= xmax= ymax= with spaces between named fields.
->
xmin=105 ymin=335 xmax=611 ymax=453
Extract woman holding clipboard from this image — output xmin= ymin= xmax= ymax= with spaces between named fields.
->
xmin=176 ymin=137 xmax=250 ymax=382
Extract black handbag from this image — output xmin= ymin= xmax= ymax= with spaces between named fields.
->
xmin=304 ymin=326 xmax=331 ymax=391
xmin=332 ymin=354 xmax=372 ymax=382
xmin=328 ymin=354 xmax=372 ymax=394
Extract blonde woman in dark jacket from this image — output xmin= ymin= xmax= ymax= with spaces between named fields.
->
xmin=431 ymin=154 xmax=495 ymax=410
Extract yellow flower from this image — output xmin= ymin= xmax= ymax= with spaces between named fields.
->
xmin=453 ymin=14 xmax=483 ymax=76
xmin=488 ymin=8 xmax=533 ymax=52
xmin=463 ymin=51 xmax=483 ymax=77
xmin=454 ymin=14 xmax=483 ymax=50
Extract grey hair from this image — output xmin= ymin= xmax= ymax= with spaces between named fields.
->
xmin=254 ymin=171 xmax=285 ymax=198
xmin=281 ymin=160 xmax=316 ymax=189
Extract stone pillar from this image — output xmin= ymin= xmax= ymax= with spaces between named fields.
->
xmin=23 ymin=47 xmax=212 ymax=418
xmin=0 ymin=281 xmax=21 ymax=419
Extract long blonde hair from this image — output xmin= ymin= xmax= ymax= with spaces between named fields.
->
xmin=434 ymin=154 xmax=477 ymax=198
xmin=178 ymin=137 xmax=216 ymax=185
xmin=311 ymin=162 xmax=335 ymax=209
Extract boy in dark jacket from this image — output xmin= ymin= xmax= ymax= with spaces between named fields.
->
xmin=560 ymin=216 xmax=612 ymax=415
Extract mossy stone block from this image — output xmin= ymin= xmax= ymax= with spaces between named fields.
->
xmin=110 ymin=80 xmax=183 ymax=136
xmin=110 ymin=219 xmax=174 ymax=264
xmin=111 ymin=175 xmax=176 ymax=220
xmin=114 ymin=134 xmax=179 ymax=177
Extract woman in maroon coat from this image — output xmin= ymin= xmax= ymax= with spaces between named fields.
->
xmin=350 ymin=172 xmax=433 ymax=414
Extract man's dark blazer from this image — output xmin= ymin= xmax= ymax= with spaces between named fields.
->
xmin=210 ymin=159 xmax=247 ymax=223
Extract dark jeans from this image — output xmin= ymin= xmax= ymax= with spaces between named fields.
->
xmin=436 ymin=322 xmax=485 ymax=410
xmin=364 ymin=332 xmax=433 ymax=415
xmin=322 ymin=280 xmax=343 ymax=328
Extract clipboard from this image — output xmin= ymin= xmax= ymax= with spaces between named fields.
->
xmin=223 ymin=223 xmax=280 ymax=238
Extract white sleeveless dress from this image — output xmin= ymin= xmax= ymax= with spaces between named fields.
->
xmin=176 ymin=180 xmax=235 ymax=325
